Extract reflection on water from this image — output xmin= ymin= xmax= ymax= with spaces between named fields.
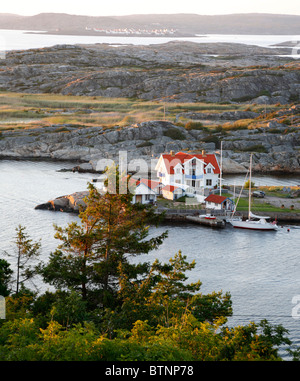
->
xmin=1 ymin=159 xmax=300 ymax=358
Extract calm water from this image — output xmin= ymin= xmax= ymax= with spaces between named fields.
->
xmin=0 ymin=29 xmax=299 ymax=55
xmin=1 ymin=159 xmax=300 ymax=358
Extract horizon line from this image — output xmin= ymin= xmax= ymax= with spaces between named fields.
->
xmin=1 ymin=11 xmax=300 ymax=18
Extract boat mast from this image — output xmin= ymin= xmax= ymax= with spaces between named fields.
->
xmin=219 ymin=141 xmax=222 ymax=196
xmin=248 ymin=153 xmax=252 ymax=219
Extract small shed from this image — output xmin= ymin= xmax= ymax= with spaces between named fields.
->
xmin=205 ymin=194 xmax=234 ymax=211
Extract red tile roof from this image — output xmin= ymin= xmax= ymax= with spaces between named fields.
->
xmin=205 ymin=194 xmax=227 ymax=204
xmin=161 ymin=152 xmax=220 ymax=175
xmin=162 ymin=185 xmax=180 ymax=192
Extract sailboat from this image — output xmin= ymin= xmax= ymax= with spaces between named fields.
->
xmin=229 ymin=154 xmax=278 ymax=231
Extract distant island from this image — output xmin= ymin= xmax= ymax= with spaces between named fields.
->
xmin=0 ymin=12 xmax=300 ymax=36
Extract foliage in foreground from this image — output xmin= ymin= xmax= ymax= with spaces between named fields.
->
xmin=0 ymin=175 xmax=295 ymax=361
xmin=0 ymin=312 xmax=291 ymax=361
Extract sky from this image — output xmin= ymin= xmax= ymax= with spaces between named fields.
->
xmin=1 ymin=0 xmax=300 ymax=16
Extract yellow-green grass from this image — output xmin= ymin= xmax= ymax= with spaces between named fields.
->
xmin=236 ymin=197 xmax=300 ymax=213
xmin=0 ymin=91 xmax=286 ymax=131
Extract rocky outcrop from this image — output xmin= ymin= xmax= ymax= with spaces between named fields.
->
xmin=35 ymin=191 xmax=88 ymax=212
xmin=1 ymin=118 xmax=299 ymax=174
xmin=0 ymin=42 xmax=299 ymax=104
xmin=176 ymin=110 xmax=259 ymax=122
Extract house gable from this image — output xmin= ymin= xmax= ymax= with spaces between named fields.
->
xmin=135 ymin=182 xmax=157 ymax=195
xmin=157 ymin=152 xmax=220 ymax=176
xmin=204 ymin=162 xmax=216 ymax=174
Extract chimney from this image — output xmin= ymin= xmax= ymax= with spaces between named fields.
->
xmin=170 ymin=150 xmax=175 ymax=156
xmin=202 ymin=150 xmax=206 ymax=157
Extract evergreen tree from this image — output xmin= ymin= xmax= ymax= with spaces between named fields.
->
xmin=6 ymin=225 xmax=41 ymax=295
xmin=116 ymin=251 xmax=232 ymax=330
xmin=0 ymin=259 xmax=13 ymax=297
xmin=40 ymin=169 xmax=167 ymax=310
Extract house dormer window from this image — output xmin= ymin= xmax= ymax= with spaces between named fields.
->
xmin=207 ymin=167 xmax=212 ymax=173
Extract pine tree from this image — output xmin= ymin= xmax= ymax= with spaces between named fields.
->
xmin=40 ymin=169 xmax=167 ymax=310
xmin=0 ymin=259 xmax=13 ymax=297
xmin=10 ymin=225 xmax=41 ymax=294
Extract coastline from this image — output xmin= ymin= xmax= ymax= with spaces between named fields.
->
xmin=34 ymin=190 xmax=300 ymax=223
xmin=162 ymin=209 xmax=300 ymax=223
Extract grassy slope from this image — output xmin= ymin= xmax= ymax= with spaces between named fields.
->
xmin=0 ymin=91 xmax=283 ymax=131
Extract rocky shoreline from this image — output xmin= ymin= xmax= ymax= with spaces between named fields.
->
xmin=1 ymin=116 xmax=299 ymax=174
xmin=35 ymin=190 xmax=300 ymax=223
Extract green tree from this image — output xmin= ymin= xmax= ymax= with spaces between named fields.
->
xmin=116 ymin=252 xmax=232 ymax=330
xmin=0 ymin=259 xmax=13 ymax=297
xmin=7 ymin=225 xmax=41 ymax=295
xmin=40 ymin=173 xmax=167 ymax=310
xmin=244 ymin=179 xmax=255 ymax=189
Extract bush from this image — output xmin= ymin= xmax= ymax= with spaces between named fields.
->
xmin=136 ymin=141 xmax=153 ymax=148
xmin=185 ymin=121 xmax=204 ymax=130
xmin=241 ymin=144 xmax=268 ymax=153
xmin=244 ymin=179 xmax=255 ymax=189
xmin=202 ymin=135 xmax=220 ymax=148
xmin=163 ymin=127 xmax=186 ymax=140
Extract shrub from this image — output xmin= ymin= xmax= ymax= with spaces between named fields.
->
xmin=241 ymin=144 xmax=268 ymax=153
xmin=244 ymin=179 xmax=255 ymax=189
xmin=136 ymin=141 xmax=153 ymax=148
xmin=258 ymin=90 xmax=271 ymax=97
xmin=185 ymin=121 xmax=204 ymax=130
xmin=202 ymin=135 xmax=220 ymax=148
xmin=163 ymin=127 xmax=186 ymax=140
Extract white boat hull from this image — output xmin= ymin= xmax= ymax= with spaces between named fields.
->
xmin=229 ymin=219 xmax=278 ymax=231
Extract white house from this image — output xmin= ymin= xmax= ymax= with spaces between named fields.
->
xmin=129 ymin=178 xmax=159 ymax=205
xmin=205 ymin=194 xmax=234 ymax=211
xmin=155 ymin=151 xmax=221 ymax=198
xmin=99 ymin=176 xmax=159 ymax=205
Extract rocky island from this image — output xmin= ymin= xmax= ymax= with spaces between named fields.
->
xmin=0 ymin=41 xmax=298 ymax=175
xmin=0 ymin=41 xmax=299 ymax=104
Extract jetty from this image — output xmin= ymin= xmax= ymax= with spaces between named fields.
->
xmin=158 ymin=208 xmax=229 ymax=228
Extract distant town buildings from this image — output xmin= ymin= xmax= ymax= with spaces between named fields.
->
xmin=85 ymin=27 xmax=177 ymax=36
